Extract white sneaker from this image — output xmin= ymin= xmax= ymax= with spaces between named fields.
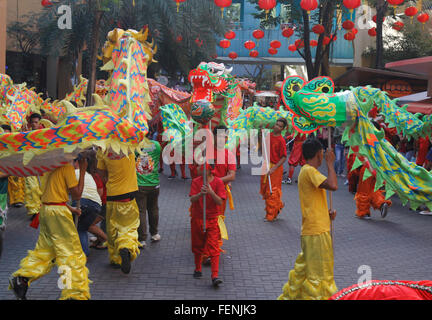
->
xmin=419 ymin=211 xmax=432 ymax=216
xmin=151 ymin=234 xmax=161 ymax=242
xmin=286 ymin=178 xmax=292 ymax=185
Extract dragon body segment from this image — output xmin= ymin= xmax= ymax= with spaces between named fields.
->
xmin=0 ymin=28 xmax=155 ymax=177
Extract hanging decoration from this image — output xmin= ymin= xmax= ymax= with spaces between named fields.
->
xmin=344 ymin=31 xmax=356 ymax=41
xmin=282 ymin=28 xmax=294 ymax=38
xmin=268 ymin=47 xmax=278 ymax=55
xmin=288 ymin=44 xmax=297 ymax=52
xmin=372 ymin=15 xmax=386 ymax=23
xmin=417 ymin=12 xmax=430 ymax=25
xmin=252 ymin=29 xmax=265 ymax=48
xmin=368 ymin=27 xmax=377 ymax=37
xmin=295 ymin=39 xmax=305 ymax=49
xmin=258 ymin=0 xmax=277 ymax=20
xmin=343 ymin=0 xmax=361 ymax=20
xmin=41 ymin=0 xmax=53 ymax=7
xmin=323 ymin=36 xmax=331 ymax=46
xmin=386 ymin=0 xmax=405 ymax=10
xmin=214 ymin=0 xmax=232 ymax=18
xmin=312 ymin=24 xmax=325 ymax=35
xmin=342 ymin=20 xmax=355 ymax=30
xmin=249 ymin=50 xmax=259 ymax=58
xmin=228 ymin=51 xmax=238 ymax=60
xmin=310 ymin=40 xmax=318 ymax=47
xmin=392 ymin=21 xmax=404 ymax=31
xmin=195 ymin=38 xmax=203 ymax=47
xmin=300 ymin=0 xmax=318 ymax=15
xmin=174 ymin=0 xmax=186 ymax=13
xmin=219 ymin=39 xmax=231 ymax=52
xmin=225 ymin=30 xmax=236 ymax=40
xmin=244 ymin=40 xmax=256 ymax=50
xmin=405 ymin=6 xmax=418 ymax=23
xmin=270 ymin=40 xmax=281 ymax=49
xmin=176 ymin=35 xmax=183 ymax=43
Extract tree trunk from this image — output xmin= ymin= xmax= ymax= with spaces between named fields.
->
xmin=314 ymin=0 xmax=334 ymax=77
xmin=302 ymin=10 xmax=314 ymax=80
xmin=85 ymin=1 xmax=103 ymax=107
xmin=375 ymin=0 xmax=388 ymax=69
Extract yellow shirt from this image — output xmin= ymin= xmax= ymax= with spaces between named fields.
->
xmin=298 ymin=164 xmax=330 ymax=236
xmin=41 ymin=164 xmax=78 ymax=203
xmin=97 ymin=153 xmax=138 ymax=197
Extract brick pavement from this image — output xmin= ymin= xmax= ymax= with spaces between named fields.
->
xmin=0 ymin=162 xmax=431 ymax=300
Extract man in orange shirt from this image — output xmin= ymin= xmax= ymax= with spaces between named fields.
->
xmin=9 ymin=158 xmax=89 ymax=300
xmin=97 ymin=151 xmax=140 ymax=274
xmin=260 ymin=118 xmax=288 ymax=222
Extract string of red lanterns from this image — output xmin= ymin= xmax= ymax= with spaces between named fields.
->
xmin=300 ymin=0 xmax=318 ymax=15
xmin=244 ymin=40 xmax=256 ymax=51
xmin=258 ymin=0 xmax=277 ymax=20
xmin=224 ymin=30 xmax=236 ymax=40
xmin=214 ymin=0 xmax=232 ymax=18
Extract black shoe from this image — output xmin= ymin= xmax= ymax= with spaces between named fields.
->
xmin=119 ymin=248 xmax=131 ymax=274
xmin=168 ymin=175 xmax=176 ymax=180
xmin=193 ymin=271 xmax=202 ymax=278
xmin=109 ymin=262 xmax=121 ymax=269
xmin=13 ymin=202 xmax=24 ymax=208
xmin=380 ymin=203 xmax=389 ymax=219
xmin=9 ymin=276 xmax=28 ymax=300
xmin=212 ymin=278 xmax=223 ymax=287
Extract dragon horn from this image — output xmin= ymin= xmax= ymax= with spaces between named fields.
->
xmin=142 ymin=27 xmax=149 ymax=41
xmin=92 ymin=94 xmax=106 ymax=107
xmin=61 ymin=100 xmax=78 ymax=114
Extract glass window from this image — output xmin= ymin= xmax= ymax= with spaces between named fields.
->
xmin=225 ymin=3 xmax=242 ymax=28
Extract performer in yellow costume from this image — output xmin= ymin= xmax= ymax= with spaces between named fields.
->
xmin=7 ymin=176 xmax=25 ymax=207
xmin=9 ymin=159 xmax=90 ymax=300
xmin=97 ymin=151 xmax=140 ymax=274
xmin=279 ymin=138 xmax=338 ymax=300
xmin=24 ymin=176 xmax=42 ymax=217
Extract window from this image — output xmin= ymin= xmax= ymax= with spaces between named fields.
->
xmin=225 ymin=3 xmax=242 ymax=28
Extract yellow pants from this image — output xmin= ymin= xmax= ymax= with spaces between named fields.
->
xmin=106 ymin=199 xmax=140 ymax=265
xmin=8 ymin=176 xmax=25 ymax=205
xmin=12 ymin=204 xmax=90 ymax=300
xmin=24 ymin=176 xmax=42 ymax=216
xmin=278 ymin=231 xmax=338 ymax=300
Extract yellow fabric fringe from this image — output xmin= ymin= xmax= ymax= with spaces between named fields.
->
xmin=278 ymin=231 xmax=338 ymax=300
xmin=218 ymin=215 xmax=228 ymax=240
xmin=24 ymin=176 xmax=42 ymax=216
xmin=8 ymin=176 xmax=25 ymax=204
xmin=106 ymin=199 xmax=140 ymax=265
xmin=12 ymin=204 xmax=91 ymax=300
xmin=226 ymin=185 xmax=234 ymax=211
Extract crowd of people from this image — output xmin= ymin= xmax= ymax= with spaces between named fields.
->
xmin=1 ymin=109 xmax=432 ymax=301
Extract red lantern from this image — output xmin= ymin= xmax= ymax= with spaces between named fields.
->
xmin=174 ymin=0 xmax=186 ymax=13
xmin=228 ymin=52 xmax=238 ymax=60
xmin=214 ymin=0 xmax=232 ymax=18
xmin=295 ymin=39 xmax=305 ymax=49
xmin=352 ymin=28 xmax=358 ymax=35
xmin=372 ymin=15 xmax=386 ymax=23
xmin=268 ymin=47 xmax=278 ymax=55
xmin=312 ymin=24 xmax=325 ymax=35
xmin=342 ymin=20 xmax=355 ymax=30
xmin=270 ymin=40 xmax=281 ymax=49
xmin=211 ymin=54 xmax=218 ymax=59
xmin=219 ymin=39 xmax=231 ymax=49
xmin=393 ymin=21 xmax=404 ymax=31
xmin=41 ymin=0 xmax=53 ymax=7
xmin=417 ymin=13 xmax=430 ymax=25
xmin=386 ymin=0 xmax=404 ymax=10
xmin=282 ymin=28 xmax=294 ymax=38
xmin=368 ymin=27 xmax=377 ymax=37
xmin=258 ymin=0 xmax=277 ymax=19
xmin=323 ymin=36 xmax=331 ymax=45
xmin=176 ymin=35 xmax=183 ymax=43
xmin=310 ymin=40 xmax=318 ymax=47
xmin=252 ymin=29 xmax=265 ymax=40
xmin=332 ymin=35 xmax=338 ymax=42
xmin=244 ymin=40 xmax=256 ymax=50
xmin=300 ymin=0 xmax=318 ymax=14
xmin=343 ymin=0 xmax=361 ymax=12
xmin=249 ymin=50 xmax=259 ymax=58
xmin=344 ymin=31 xmax=356 ymax=41
xmin=405 ymin=6 xmax=418 ymax=19
xmin=225 ymin=30 xmax=236 ymax=40
xmin=288 ymin=44 xmax=297 ymax=52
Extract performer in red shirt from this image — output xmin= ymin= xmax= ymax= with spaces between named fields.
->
xmin=189 ymin=163 xmax=226 ymax=287
xmin=284 ymin=133 xmax=307 ymax=184
xmin=260 ymin=118 xmax=288 ymax=222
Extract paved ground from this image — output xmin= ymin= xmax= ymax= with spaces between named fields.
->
xmin=0 ymin=160 xmax=431 ymax=300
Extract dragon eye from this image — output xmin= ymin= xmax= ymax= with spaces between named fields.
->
xmin=322 ymin=87 xmax=329 ymax=93
xmin=293 ymin=85 xmax=300 ymax=92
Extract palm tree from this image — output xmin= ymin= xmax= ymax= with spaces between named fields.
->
xmin=36 ymin=0 xmax=227 ymax=102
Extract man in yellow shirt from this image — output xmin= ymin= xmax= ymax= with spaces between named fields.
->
xmin=9 ymin=158 xmax=89 ymax=300
xmin=279 ymin=138 xmax=338 ymax=300
xmin=97 ymin=151 xmax=140 ymax=274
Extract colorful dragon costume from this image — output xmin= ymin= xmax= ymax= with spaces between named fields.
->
xmin=0 ymin=28 xmax=155 ymax=177
xmin=161 ymin=73 xmax=432 ymax=210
